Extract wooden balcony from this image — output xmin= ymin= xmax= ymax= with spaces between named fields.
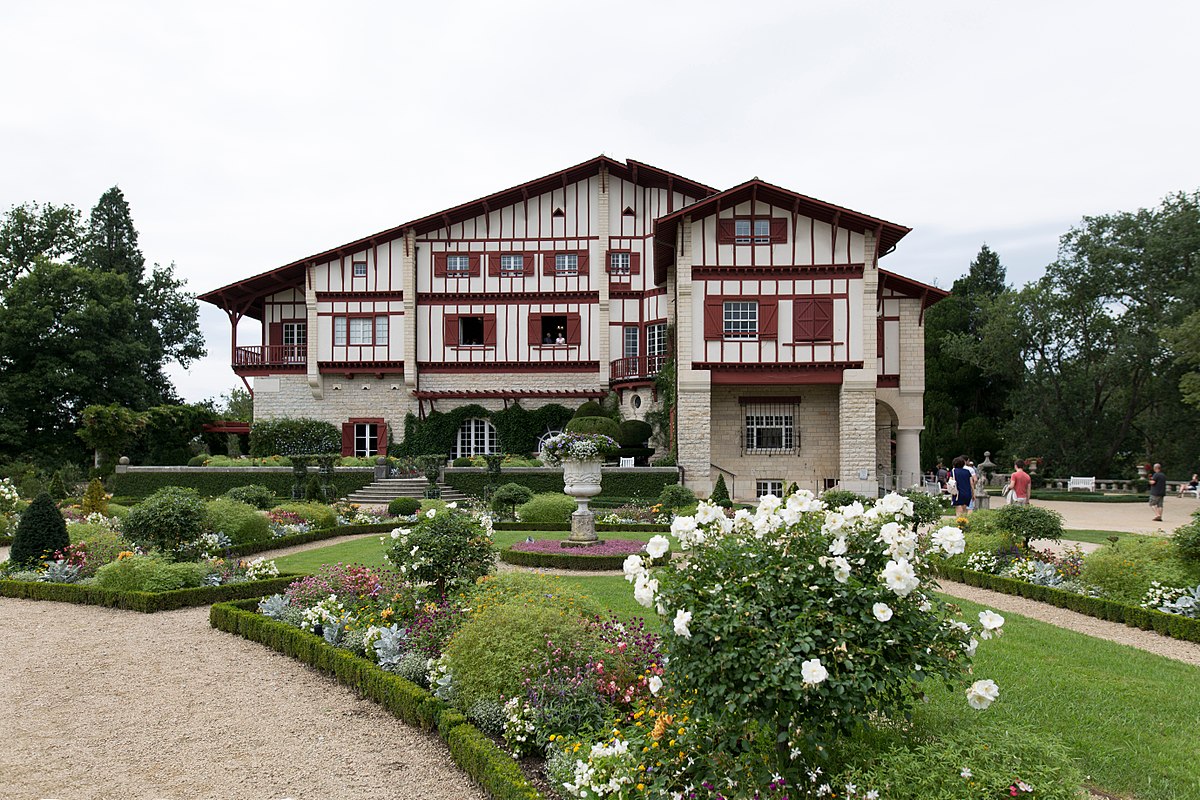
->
xmin=232 ymin=345 xmax=307 ymax=373
xmin=610 ymin=354 xmax=666 ymax=385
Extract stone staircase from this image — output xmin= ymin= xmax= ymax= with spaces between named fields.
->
xmin=344 ymin=477 xmax=469 ymax=505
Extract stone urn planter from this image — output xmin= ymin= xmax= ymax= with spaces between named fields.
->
xmin=562 ymin=457 xmax=603 ymax=544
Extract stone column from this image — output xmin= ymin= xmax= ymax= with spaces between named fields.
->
xmin=305 ymin=263 xmax=323 ymax=399
xmin=838 ymin=231 xmax=879 ymax=496
xmin=895 ymin=426 xmax=922 ymax=490
xmin=673 ymin=216 xmax=712 ymax=496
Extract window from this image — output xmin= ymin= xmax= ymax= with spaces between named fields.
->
xmin=444 ymin=314 xmax=496 ymax=346
xmin=540 ymin=315 xmax=567 ymax=344
xmin=446 ymin=255 xmax=471 ymax=274
xmin=334 ymin=316 xmax=387 ymax=346
xmin=647 ymin=323 xmax=668 ymax=356
xmin=500 ymin=254 xmax=524 ymax=275
xmin=609 ymin=252 xmax=631 ymax=275
xmin=352 ymin=261 xmax=367 ymax=277
xmin=744 ymin=405 xmax=796 ymax=454
xmin=756 ymin=480 xmax=784 ymax=498
xmin=555 ymin=253 xmax=578 ymax=276
xmin=282 ymin=322 xmax=306 ymax=363
xmin=354 ymin=423 xmax=379 ymax=457
xmin=794 ymin=297 xmax=834 ymax=342
xmin=718 ymin=217 xmax=786 ymax=245
xmin=723 ymin=301 xmax=758 ymax=338
xmin=460 ymin=316 xmax=485 ymax=346
xmin=375 ymin=316 xmax=389 ymax=346
xmin=530 ymin=313 xmax=581 ymax=345
xmin=455 ymin=418 xmax=498 ymax=458
xmin=624 ymin=326 xmax=639 ymax=358
xmin=348 ymin=317 xmax=373 ymax=345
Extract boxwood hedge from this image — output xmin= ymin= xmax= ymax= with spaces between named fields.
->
xmin=492 ymin=522 xmax=671 ymax=532
xmin=110 ymin=469 xmax=375 ymax=500
xmin=210 ymin=600 xmax=541 ymax=800
xmin=499 ymin=547 xmax=670 ymax=571
xmin=444 ymin=467 xmax=678 ymax=501
xmin=0 ymin=574 xmax=301 ymax=613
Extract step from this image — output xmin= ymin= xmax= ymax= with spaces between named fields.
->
xmin=344 ymin=479 xmax=468 ymax=505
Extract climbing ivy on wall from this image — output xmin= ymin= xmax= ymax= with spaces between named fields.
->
xmin=393 ymin=402 xmax=575 ymax=457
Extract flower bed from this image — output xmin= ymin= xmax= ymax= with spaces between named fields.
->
xmin=0 ymin=572 xmax=302 ymax=613
xmin=500 ymin=538 xmax=671 ymax=571
xmin=492 ymin=522 xmax=672 ymax=533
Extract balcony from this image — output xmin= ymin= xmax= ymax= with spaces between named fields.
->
xmin=610 ymin=354 xmax=666 ymax=385
xmin=232 ymin=345 xmax=307 ymax=373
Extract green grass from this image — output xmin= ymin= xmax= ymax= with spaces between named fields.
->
xmin=1057 ymin=528 xmax=1156 ymax=546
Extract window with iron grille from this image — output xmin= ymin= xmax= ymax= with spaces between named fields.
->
xmin=744 ymin=404 xmax=797 ymax=454
xmin=724 ymin=301 xmax=758 ymax=338
xmin=756 ymin=479 xmax=784 ymax=498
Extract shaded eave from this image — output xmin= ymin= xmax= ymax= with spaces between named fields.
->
xmin=198 ymin=155 xmax=717 ymax=318
xmin=652 ymin=178 xmax=913 ymax=283
xmin=878 ymin=268 xmax=950 ymax=310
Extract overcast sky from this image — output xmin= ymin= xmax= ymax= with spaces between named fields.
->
xmin=3 ymin=1 xmax=1198 ymax=404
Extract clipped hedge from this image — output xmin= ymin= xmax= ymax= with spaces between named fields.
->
xmin=0 ymin=574 xmax=301 ymax=613
xmin=499 ymin=547 xmax=670 ymax=571
xmin=934 ymin=564 xmax=1200 ymax=643
xmin=444 ymin=467 xmax=678 ymax=501
xmin=222 ymin=522 xmax=398 ymax=558
xmin=209 ymin=600 xmax=542 ymax=800
xmin=0 ymin=534 xmax=12 ymax=546
xmin=493 ymin=522 xmax=672 ymax=532
xmin=110 ymin=469 xmax=374 ymax=500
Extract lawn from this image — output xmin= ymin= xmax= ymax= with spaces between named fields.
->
xmin=1057 ymin=528 xmax=1156 ymax=546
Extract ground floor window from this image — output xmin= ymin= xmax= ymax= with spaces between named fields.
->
xmin=744 ymin=404 xmax=796 ymax=454
xmin=756 ymin=479 xmax=784 ymax=498
xmin=354 ymin=423 xmax=379 ymax=457
xmin=455 ymin=418 xmax=498 ymax=458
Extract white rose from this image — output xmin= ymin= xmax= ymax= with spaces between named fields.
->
xmin=828 ymin=537 xmax=848 ymax=556
xmin=964 ymin=637 xmax=979 ymax=656
xmin=881 ymin=559 xmax=919 ymax=597
xmin=872 ymin=602 xmax=893 ymax=622
xmin=425 ymin=508 xmax=436 ymax=519
xmin=978 ymin=610 xmax=1005 ymax=631
xmin=831 ymin=556 xmax=851 ymax=583
xmin=670 ymin=515 xmax=697 ymax=536
xmin=801 ymin=658 xmax=828 ymax=685
xmin=648 ymin=675 xmax=663 ymax=695
xmin=932 ymin=525 xmax=966 ymax=556
xmin=645 ymin=535 xmax=670 ymax=559
xmin=622 ymin=554 xmax=646 ymax=582
xmin=842 ymin=500 xmax=865 ymax=519
xmin=633 ymin=573 xmax=658 ymax=608
xmin=694 ymin=502 xmax=723 ymax=524
xmin=758 ymin=494 xmax=782 ymax=515
xmin=673 ymin=609 xmax=692 ymax=638
xmin=966 ymin=678 xmax=999 ymax=710
xmin=878 ymin=492 xmax=907 ymax=514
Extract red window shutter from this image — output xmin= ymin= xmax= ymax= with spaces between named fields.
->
xmin=759 ymin=298 xmax=779 ymax=339
xmin=770 ymin=217 xmax=787 ymax=243
xmin=566 ymin=313 xmax=582 ymax=345
xmin=522 ymin=254 xmax=535 ymax=275
xmin=543 ymin=253 xmax=557 ymax=276
xmin=528 ymin=313 xmax=541 ymax=344
xmin=717 ymin=219 xmax=736 ymax=244
xmin=703 ymin=296 xmax=724 ymax=340
xmin=487 ymin=253 xmax=502 ymax=277
xmin=577 ymin=250 xmax=589 ymax=276
xmin=341 ymin=423 xmax=354 ymax=457
xmin=268 ymin=322 xmax=283 ymax=346
xmin=877 ymin=316 xmax=885 ymax=355
xmin=468 ymin=254 xmax=481 ymax=277
xmin=483 ymin=314 xmax=497 ymax=346
xmin=376 ymin=422 xmax=388 ymax=457
xmin=433 ymin=252 xmax=447 ymax=277
xmin=814 ymin=298 xmax=834 ymax=341
xmin=795 ymin=299 xmax=815 ymax=341
xmin=444 ymin=314 xmax=459 ymax=346
xmin=629 ymin=252 xmax=641 ymax=275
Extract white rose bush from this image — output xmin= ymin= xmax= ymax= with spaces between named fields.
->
xmin=614 ymin=489 xmax=1005 ymax=792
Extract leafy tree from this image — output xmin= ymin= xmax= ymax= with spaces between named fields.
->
xmin=77 ymin=404 xmax=147 ymax=467
xmin=216 ymin=387 xmax=254 ymax=422
xmin=0 ymin=201 xmax=81 ymax=290
xmin=79 ymin=187 xmax=145 ymax=281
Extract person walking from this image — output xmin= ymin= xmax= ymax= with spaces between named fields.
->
xmin=935 ymin=460 xmax=949 ymax=492
xmin=1148 ymin=462 xmax=1167 ymax=522
xmin=1007 ymin=459 xmax=1032 ymax=505
xmin=949 ymin=456 xmax=974 ymax=516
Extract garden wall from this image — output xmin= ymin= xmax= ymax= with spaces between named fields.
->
xmin=111 ymin=466 xmax=375 ymax=500
xmin=443 ymin=466 xmax=679 ymax=501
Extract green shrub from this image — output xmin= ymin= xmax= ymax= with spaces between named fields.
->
xmin=81 ymin=478 xmax=109 ymax=515
xmin=109 ymin=469 xmax=373 ymax=500
xmin=444 ymin=602 xmax=596 ymax=709
xmin=516 ymin=493 xmax=577 ymax=524
xmin=205 ymin=498 xmax=271 ymax=545
xmin=187 ymin=454 xmax=208 ymax=466
xmin=47 ymin=472 xmax=68 ymax=500
xmin=490 ymin=483 xmax=534 ymax=520
xmin=467 ymin=572 xmax=605 ymax=618
xmin=837 ymin=722 xmax=1083 ymax=800
xmin=94 ymin=554 xmax=212 ymax=592
xmin=385 ymin=507 xmax=494 ymax=595
xmin=904 ymin=489 xmax=949 ymax=528
xmin=271 ymin=502 xmax=337 ymax=530
xmin=224 ymin=484 xmax=276 ymax=509
xmin=1173 ymin=513 xmax=1200 ymax=563
xmin=122 ymin=487 xmax=210 ymax=556
xmin=993 ymin=502 xmax=1064 ymax=547
xmin=1080 ymin=538 xmax=1200 ymax=604
xmin=573 ymin=400 xmax=604 ymax=419
xmin=203 ymin=455 xmax=293 ymax=467
xmin=820 ymin=489 xmax=868 ymax=509
xmin=67 ymin=524 xmax=130 ymax=576
xmin=565 ymin=415 xmax=621 ymax=440
xmin=9 ymin=493 xmax=70 ymax=567
xmin=657 ymin=483 xmax=696 ymax=511
xmin=388 ymin=497 xmax=422 ymax=516
xmin=248 ymin=417 xmax=341 ymax=457
xmin=442 ymin=468 xmax=678 ymax=503
xmin=106 ymin=503 xmax=130 ymax=519
xmin=617 ymin=419 xmax=653 ymax=447
xmin=453 ymin=457 xmax=474 ymax=467
xmin=709 ymin=474 xmax=732 ymax=507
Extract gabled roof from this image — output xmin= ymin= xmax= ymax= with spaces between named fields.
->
xmin=199 ymin=156 xmax=717 ymax=318
xmin=651 ymin=178 xmax=912 ymax=283
xmin=879 ymin=268 xmax=949 ymax=309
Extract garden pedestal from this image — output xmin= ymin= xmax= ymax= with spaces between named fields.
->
xmin=562 ymin=457 xmax=602 ymax=545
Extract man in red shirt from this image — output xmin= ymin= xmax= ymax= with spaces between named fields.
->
xmin=1008 ymin=459 xmax=1032 ymax=505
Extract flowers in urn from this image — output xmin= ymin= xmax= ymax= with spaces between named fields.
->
xmin=539 ymin=432 xmax=620 ymax=466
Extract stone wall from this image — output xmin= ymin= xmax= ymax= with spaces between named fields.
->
xmin=838 ymin=386 xmax=877 ymax=494
xmin=253 ymin=374 xmax=415 ymax=428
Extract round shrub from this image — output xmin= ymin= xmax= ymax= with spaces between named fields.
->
xmin=993 ymin=502 xmax=1064 ymax=547
xmin=224 ymin=484 xmax=276 ymax=509
xmin=205 ymin=498 xmax=271 ymax=545
xmin=443 ymin=602 xmax=597 ymax=709
xmin=617 ymin=419 xmax=653 ymax=447
xmin=94 ymin=554 xmax=211 ymax=592
xmin=573 ymin=400 xmax=604 ymax=419
xmin=9 ymin=493 xmax=70 ymax=567
xmin=122 ymin=487 xmax=209 ymax=556
xmin=271 ymin=502 xmax=337 ymax=530
xmin=1172 ymin=514 xmax=1200 ymax=563
xmin=565 ymin=415 xmax=622 ymax=441
xmin=385 ymin=506 xmax=494 ymax=595
xmin=516 ymin=493 xmax=577 ymax=524
xmin=387 ymin=496 xmax=422 ymax=517
xmin=467 ymin=572 xmax=605 ymax=619
xmin=81 ymin=478 xmax=109 ymax=515
xmin=452 ymin=456 xmax=474 ymax=467
xmin=657 ymin=484 xmax=696 ymax=511
xmin=187 ymin=454 xmax=208 ymax=466
xmin=820 ymin=489 xmax=869 ymax=509
xmin=490 ymin=482 xmax=534 ymax=520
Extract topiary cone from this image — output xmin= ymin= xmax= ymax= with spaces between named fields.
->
xmin=9 ymin=492 xmax=69 ymax=567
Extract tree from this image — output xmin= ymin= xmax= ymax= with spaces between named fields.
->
xmin=9 ymin=492 xmax=69 ymax=567
xmin=0 ymin=201 xmax=81 ymax=291
xmin=79 ymin=187 xmax=144 ymax=281
xmin=216 ymin=387 xmax=254 ymax=422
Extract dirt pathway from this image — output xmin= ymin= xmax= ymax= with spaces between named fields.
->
xmin=0 ymin=598 xmax=486 ymax=800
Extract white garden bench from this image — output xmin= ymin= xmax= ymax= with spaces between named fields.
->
xmin=1067 ymin=476 xmax=1095 ymax=492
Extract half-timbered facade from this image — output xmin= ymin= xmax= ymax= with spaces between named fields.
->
xmin=200 ymin=156 xmax=944 ymax=499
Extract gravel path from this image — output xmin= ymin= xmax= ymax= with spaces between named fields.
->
xmin=248 ymin=532 xmax=382 ymax=561
xmin=0 ymin=598 xmax=486 ymax=800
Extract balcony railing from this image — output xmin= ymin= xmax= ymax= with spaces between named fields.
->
xmin=610 ymin=354 xmax=666 ymax=383
xmin=233 ymin=345 xmax=307 ymax=368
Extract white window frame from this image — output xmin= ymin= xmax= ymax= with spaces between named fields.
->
xmin=555 ymin=253 xmax=578 ymax=276
xmin=282 ymin=322 xmax=306 ymax=363
xmin=334 ymin=317 xmax=347 ymax=346
xmin=354 ymin=423 xmax=379 ymax=457
xmin=723 ymin=300 xmax=759 ymax=339
xmin=352 ymin=261 xmax=368 ymax=277
xmin=756 ymin=479 xmax=784 ymax=498
xmin=609 ymin=251 xmax=631 ymax=275
xmin=744 ymin=408 xmax=796 ymax=454
xmin=624 ymin=326 xmax=639 ymax=358
xmin=446 ymin=255 xmax=471 ymax=274
xmin=735 ymin=218 xmax=772 ymax=244
xmin=647 ymin=323 xmax=668 ymax=356
xmin=374 ymin=316 xmax=388 ymax=346
xmin=500 ymin=254 xmax=524 ymax=276
xmin=454 ymin=418 xmax=498 ymax=458
xmin=348 ymin=318 xmax=374 ymax=345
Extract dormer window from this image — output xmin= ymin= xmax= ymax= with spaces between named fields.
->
xmin=718 ymin=217 xmax=787 ymax=245
xmin=735 ymin=218 xmax=771 ymax=244
xmin=352 ymin=260 xmax=367 ymax=277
